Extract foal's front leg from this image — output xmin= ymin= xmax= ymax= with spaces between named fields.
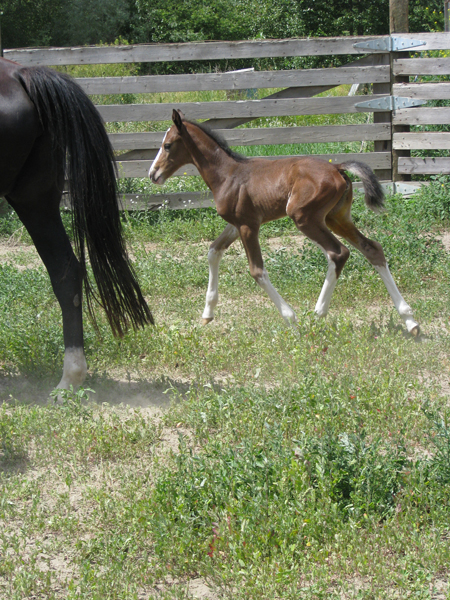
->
xmin=239 ymin=224 xmax=298 ymax=325
xmin=202 ymin=224 xmax=239 ymax=324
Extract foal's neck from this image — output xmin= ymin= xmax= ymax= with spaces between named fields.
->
xmin=184 ymin=124 xmax=236 ymax=191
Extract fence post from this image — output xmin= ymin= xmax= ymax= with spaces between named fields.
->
xmin=373 ymin=53 xmax=392 ymax=182
xmin=445 ymin=0 xmax=450 ymax=32
xmin=390 ymin=0 xmax=410 ymax=182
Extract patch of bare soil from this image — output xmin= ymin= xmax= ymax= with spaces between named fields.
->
xmin=0 ymin=240 xmax=41 ymax=270
xmin=439 ymin=231 xmax=450 ymax=253
xmin=264 ymin=233 xmax=305 ymax=253
xmin=152 ymin=577 xmax=220 ymax=599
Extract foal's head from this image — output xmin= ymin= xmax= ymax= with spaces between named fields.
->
xmin=149 ymin=109 xmax=191 ymax=185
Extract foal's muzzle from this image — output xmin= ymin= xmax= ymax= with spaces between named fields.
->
xmin=149 ymin=168 xmax=163 ymax=185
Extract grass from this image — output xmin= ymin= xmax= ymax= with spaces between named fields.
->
xmin=0 ymin=179 xmax=450 ymax=598
xmin=1 ymin=57 xmax=450 ymax=598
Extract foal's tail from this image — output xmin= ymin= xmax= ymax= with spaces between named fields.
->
xmin=338 ymin=161 xmax=385 ymax=213
xmin=17 ymin=66 xmax=153 ymax=336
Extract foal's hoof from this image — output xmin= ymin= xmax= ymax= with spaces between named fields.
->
xmin=202 ymin=317 xmax=214 ymax=326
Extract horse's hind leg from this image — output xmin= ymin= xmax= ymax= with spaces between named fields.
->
xmin=238 ymin=224 xmax=297 ymax=325
xmin=326 ymin=211 xmax=419 ymax=335
xmin=202 ymin=223 xmax=239 ymax=324
xmin=7 ymin=185 xmax=88 ymax=389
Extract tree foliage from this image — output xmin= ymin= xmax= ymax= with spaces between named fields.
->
xmin=0 ymin=0 xmax=445 ymax=51
xmin=55 ymin=0 xmax=136 ymax=46
xmin=0 ymin=0 xmax=63 ymax=48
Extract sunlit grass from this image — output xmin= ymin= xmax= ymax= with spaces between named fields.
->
xmin=1 ymin=186 xmax=450 ymax=597
xmin=2 ymin=60 xmax=450 ymax=598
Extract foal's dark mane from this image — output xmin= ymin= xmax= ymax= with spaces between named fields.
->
xmin=186 ymin=119 xmax=249 ymax=163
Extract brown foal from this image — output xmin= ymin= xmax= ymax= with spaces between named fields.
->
xmin=149 ymin=109 xmax=419 ymax=335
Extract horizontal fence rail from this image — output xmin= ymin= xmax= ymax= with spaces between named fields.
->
xmin=393 ymin=57 xmax=450 ymax=75
xmin=398 ymin=157 xmax=450 ymax=174
xmin=96 ymin=95 xmax=392 ymax=123
xmin=5 ymin=33 xmax=448 ymax=66
xmin=393 ymin=132 xmax=450 ymax=149
xmin=74 ymin=66 xmax=389 ymax=95
xmin=393 ymin=81 xmax=450 ymax=99
xmin=110 ymin=124 xmax=391 ymax=152
xmin=393 ymin=107 xmax=450 ymax=125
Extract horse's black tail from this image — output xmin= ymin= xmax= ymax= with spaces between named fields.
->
xmin=338 ymin=161 xmax=385 ymax=213
xmin=17 ymin=66 xmax=153 ymax=336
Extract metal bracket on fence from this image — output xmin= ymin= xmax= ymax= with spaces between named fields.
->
xmin=353 ymin=36 xmax=426 ymax=52
xmin=355 ymin=96 xmax=427 ymax=111
xmin=393 ymin=182 xmax=424 ymax=196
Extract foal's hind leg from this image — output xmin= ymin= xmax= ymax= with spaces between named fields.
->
xmin=326 ymin=213 xmax=419 ymax=335
xmin=8 ymin=186 xmax=88 ymax=389
xmin=202 ymin=224 xmax=239 ymax=324
xmin=295 ymin=220 xmax=350 ymax=318
xmin=239 ymin=224 xmax=297 ymax=325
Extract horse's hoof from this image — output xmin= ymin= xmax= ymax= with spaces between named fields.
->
xmin=202 ymin=317 xmax=214 ymax=325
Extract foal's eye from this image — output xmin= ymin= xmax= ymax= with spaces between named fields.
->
xmin=164 ymin=143 xmax=171 ymax=151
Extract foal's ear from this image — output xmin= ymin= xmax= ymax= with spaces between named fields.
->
xmin=172 ymin=109 xmax=184 ymax=132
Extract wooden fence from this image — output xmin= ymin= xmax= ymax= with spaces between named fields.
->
xmin=5 ymin=32 xmax=450 ymax=210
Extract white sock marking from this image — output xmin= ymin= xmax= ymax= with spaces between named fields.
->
xmin=202 ymin=226 xmax=239 ymax=321
xmin=374 ymin=264 xmax=419 ymax=332
xmin=56 ymin=347 xmax=87 ymax=390
xmin=202 ymin=248 xmax=224 ymax=320
xmin=315 ymin=260 xmax=337 ymax=317
xmin=312 ymin=242 xmax=338 ymax=317
xmin=255 ymin=269 xmax=297 ymax=325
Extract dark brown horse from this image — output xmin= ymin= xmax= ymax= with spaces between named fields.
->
xmin=0 ymin=57 xmax=153 ymax=390
xmin=149 ymin=109 xmax=419 ymax=335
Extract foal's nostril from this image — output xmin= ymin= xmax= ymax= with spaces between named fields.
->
xmin=149 ymin=170 xmax=161 ymax=184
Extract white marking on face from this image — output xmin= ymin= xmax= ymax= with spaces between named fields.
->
xmin=149 ymin=129 xmax=169 ymax=180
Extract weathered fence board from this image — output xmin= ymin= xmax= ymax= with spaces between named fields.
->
xmin=398 ymin=157 xmax=450 ymax=174
xmin=393 ymin=57 xmax=450 ymax=76
xmin=117 ymin=152 xmax=391 ymax=178
xmin=2 ymin=37 xmax=393 ymax=65
xmin=76 ymin=66 xmax=390 ymax=95
xmin=393 ymin=132 xmax=450 ymax=150
xmin=110 ymin=124 xmax=391 ymax=151
xmin=116 ymin=179 xmax=395 ymax=211
xmin=393 ymin=82 xmax=450 ymax=100
xmin=393 ymin=107 xmax=450 ymax=125
xmin=97 ymin=95 xmax=388 ymax=123
xmin=5 ymin=33 xmax=449 ymax=67
xmin=118 ymin=192 xmax=215 ymax=211
xmin=391 ymin=32 xmax=450 ymax=51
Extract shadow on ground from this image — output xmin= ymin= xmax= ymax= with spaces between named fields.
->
xmin=0 ymin=372 xmax=193 ymax=410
